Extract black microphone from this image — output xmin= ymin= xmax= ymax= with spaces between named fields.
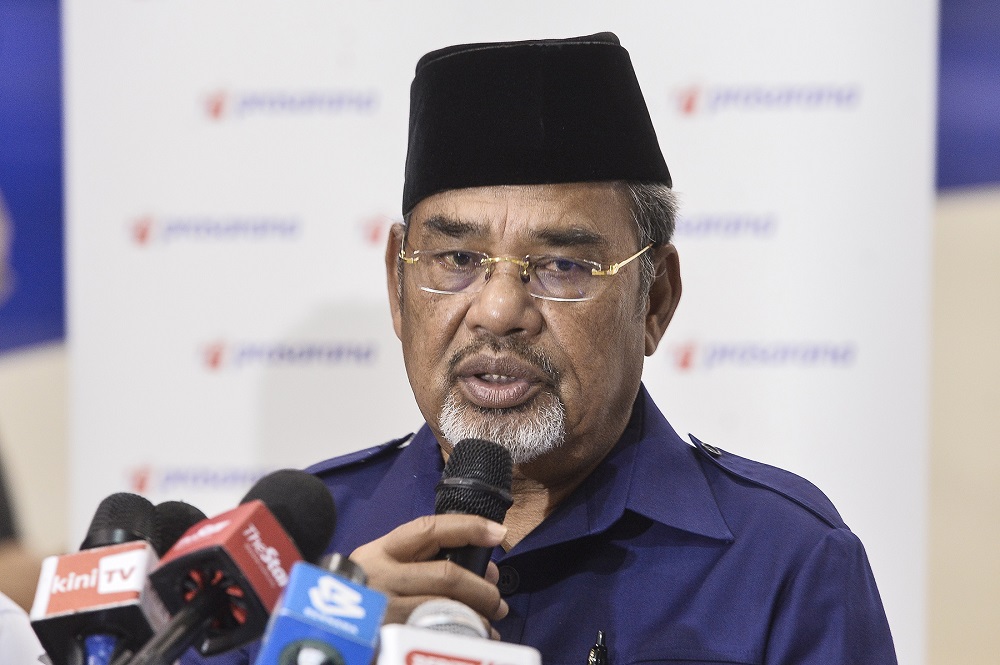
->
xmin=79 ymin=492 xmax=156 ymax=551
xmin=30 ymin=494 xmax=205 ymax=665
xmin=151 ymin=501 xmax=210 ymax=557
xmin=122 ymin=469 xmax=336 ymax=665
xmin=435 ymin=439 xmax=513 ymax=576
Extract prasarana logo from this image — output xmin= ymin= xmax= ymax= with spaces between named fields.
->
xmin=201 ymin=340 xmax=377 ymax=371
xmin=673 ymin=83 xmax=861 ymax=116
xmin=670 ymin=341 xmax=857 ymax=371
xmin=129 ymin=215 xmax=300 ymax=246
xmin=359 ymin=214 xmax=399 ymax=247
xmin=127 ymin=465 xmax=271 ymax=495
xmin=203 ymin=88 xmax=379 ymax=120
xmin=674 ymin=213 xmax=777 ymax=239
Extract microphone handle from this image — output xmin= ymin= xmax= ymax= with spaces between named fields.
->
xmin=117 ymin=587 xmax=228 ymax=665
xmin=83 ymin=634 xmax=120 ymax=665
xmin=439 ymin=546 xmax=492 ymax=577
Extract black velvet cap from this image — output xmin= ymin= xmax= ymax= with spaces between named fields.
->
xmin=402 ymin=32 xmax=671 ymax=214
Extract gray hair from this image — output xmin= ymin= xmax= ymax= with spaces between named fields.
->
xmin=618 ymin=182 xmax=678 ymax=295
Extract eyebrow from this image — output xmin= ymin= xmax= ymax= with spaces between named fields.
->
xmin=419 ymin=214 xmax=609 ymax=250
xmin=423 ymin=215 xmax=483 ymax=239
xmin=530 ymin=227 xmax=606 ymax=249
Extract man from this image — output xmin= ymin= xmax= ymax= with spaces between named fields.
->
xmin=194 ymin=33 xmax=896 ymax=664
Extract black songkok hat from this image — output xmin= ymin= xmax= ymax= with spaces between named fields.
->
xmin=402 ymin=32 xmax=672 ymax=215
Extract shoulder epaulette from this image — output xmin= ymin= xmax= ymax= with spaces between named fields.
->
xmin=690 ymin=435 xmax=846 ymax=529
xmin=306 ymin=433 xmax=413 ymax=476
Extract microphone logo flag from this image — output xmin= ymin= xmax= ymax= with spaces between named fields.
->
xmin=173 ymin=518 xmax=231 ymax=550
xmin=245 ymin=522 xmax=291 ymax=587
xmin=256 ymin=562 xmax=387 ymax=665
xmin=31 ymin=541 xmax=156 ymax=617
xmin=95 ymin=547 xmax=145 ymax=594
xmin=309 ymin=576 xmax=366 ymax=619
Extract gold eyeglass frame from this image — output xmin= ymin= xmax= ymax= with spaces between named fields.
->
xmin=397 ymin=243 xmax=654 ymax=301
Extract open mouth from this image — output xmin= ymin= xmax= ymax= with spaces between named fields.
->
xmin=453 ymin=355 xmax=552 ymax=409
xmin=459 ymin=373 xmax=538 ymax=409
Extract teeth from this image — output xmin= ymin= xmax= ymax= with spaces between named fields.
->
xmin=481 ymin=374 xmax=514 ymax=382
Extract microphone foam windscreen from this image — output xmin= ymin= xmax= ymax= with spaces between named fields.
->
xmin=435 ymin=439 xmax=513 ymax=523
xmin=80 ymin=492 xmax=155 ymax=550
xmin=151 ymin=500 xmax=208 ymax=556
xmin=407 ymin=598 xmax=488 ymax=638
xmin=240 ymin=469 xmax=336 ymax=564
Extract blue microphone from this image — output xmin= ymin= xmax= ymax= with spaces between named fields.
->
xmin=255 ymin=556 xmax=388 ymax=665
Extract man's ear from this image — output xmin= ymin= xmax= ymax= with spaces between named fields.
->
xmin=385 ymin=223 xmax=406 ymax=340
xmin=644 ymin=243 xmax=682 ymax=356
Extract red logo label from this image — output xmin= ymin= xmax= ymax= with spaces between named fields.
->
xmin=132 ymin=216 xmax=155 ymax=245
xmin=406 ymin=651 xmax=481 ymax=665
xmin=675 ymin=86 xmax=701 ymax=115
xmin=203 ymin=342 xmax=226 ymax=370
xmin=205 ymin=90 xmax=228 ymax=120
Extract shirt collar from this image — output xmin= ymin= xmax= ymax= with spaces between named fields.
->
xmin=396 ymin=385 xmax=734 ymax=556
xmin=506 ymin=385 xmax=733 ymax=556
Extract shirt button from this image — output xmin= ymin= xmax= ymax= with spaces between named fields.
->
xmin=497 ymin=566 xmax=520 ymax=595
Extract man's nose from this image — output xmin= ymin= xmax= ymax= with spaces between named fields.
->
xmin=464 ymin=261 xmax=544 ymax=338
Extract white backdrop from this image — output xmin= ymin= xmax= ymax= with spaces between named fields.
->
xmin=65 ymin=2 xmax=936 ymax=662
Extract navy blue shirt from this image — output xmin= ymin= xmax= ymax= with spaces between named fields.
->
xmin=185 ymin=386 xmax=895 ymax=664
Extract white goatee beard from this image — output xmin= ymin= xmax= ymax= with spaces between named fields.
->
xmin=438 ymin=391 xmax=567 ymax=465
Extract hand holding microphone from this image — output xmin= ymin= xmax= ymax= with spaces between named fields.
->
xmin=349 ymin=439 xmax=512 ymax=627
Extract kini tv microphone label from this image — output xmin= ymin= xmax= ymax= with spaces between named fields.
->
xmin=30 ymin=541 xmax=156 ymax=618
xmin=256 ymin=562 xmax=388 ymax=665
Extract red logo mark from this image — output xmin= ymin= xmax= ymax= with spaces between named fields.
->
xmin=205 ymin=90 xmax=228 ymax=120
xmin=360 ymin=215 xmax=394 ymax=246
xmin=130 ymin=466 xmax=151 ymax=494
xmin=673 ymin=342 xmax=698 ymax=371
xmin=675 ymin=86 xmax=702 ymax=115
xmin=203 ymin=342 xmax=226 ymax=370
xmin=132 ymin=216 xmax=155 ymax=245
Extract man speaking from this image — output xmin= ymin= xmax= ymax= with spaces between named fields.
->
xmin=191 ymin=32 xmax=896 ymax=664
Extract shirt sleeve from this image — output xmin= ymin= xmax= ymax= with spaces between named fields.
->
xmin=0 ymin=592 xmax=47 ymax=663
xmin=765 ymin=527 xmax=897 ymax=665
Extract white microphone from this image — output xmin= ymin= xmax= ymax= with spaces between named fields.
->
xmin=376 ymin=599 xmax=540 ymax=665
xmin=406 ymin=599 xmax=487 ymax=638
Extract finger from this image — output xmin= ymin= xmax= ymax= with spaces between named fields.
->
xmin=484 ymin=560 xmax=500 ymax=585
xmin=377 ymin=514 xmax=508 ymax=562
xmin=364 ymin=559 xmax=508 ymax=621
xmin=382 ymin=594 xmax=439 ymax=626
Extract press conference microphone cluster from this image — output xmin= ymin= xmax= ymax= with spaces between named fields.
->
xmin=256 ymin=438 xmax=514 ymax=665
xmin=30 ymin=493 xmax=207 ymax=665
xmin=120 ymin=469 xmax=336 ymax=665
